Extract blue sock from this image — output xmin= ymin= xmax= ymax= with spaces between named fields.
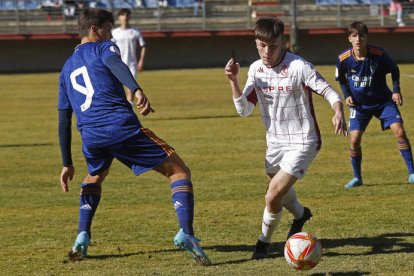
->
xmin=171 ymin=179 xmax=194 ymax=236
xmin=78 ymin=183 xmax=101 ymax=238
xmin=350 ymin=148 xmax=362 ymax=179
xmin=397 ymin=140 xmax=414 ymax=174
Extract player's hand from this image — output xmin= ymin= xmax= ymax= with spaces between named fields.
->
xmin=137 ymin=61 xmax=144 ymax=72
xmin=60 ymin=165 xmax=75 ymax=193
xmin=225 ymin=58 xmax=240 ymax=81
xmin=135 ymin=88 xmax=154 ymax=116
xmin=345 ymin=96 xmax=354 ymax=107
xmin=127 ymin=91 xmax=135 ymax=104
xmin=332 ymin=102 xmax=348 ymax=137
xmin=332 ymin=111 xmax=348 ymax=137
xmin=392 ymin=93 xmax=403 ymax=106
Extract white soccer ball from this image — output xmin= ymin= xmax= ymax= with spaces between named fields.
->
xmin=284 ymin=232 xmax=322 ymax=270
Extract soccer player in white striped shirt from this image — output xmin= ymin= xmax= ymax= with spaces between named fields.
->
xmin=224 ymin=17 xmax=347 ymax=259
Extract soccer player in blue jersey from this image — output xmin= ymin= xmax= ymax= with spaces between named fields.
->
xmin=336 ymin=21 xmax=414 ymax=188
xmin=58 ymin=8 xmax=211 ymax=265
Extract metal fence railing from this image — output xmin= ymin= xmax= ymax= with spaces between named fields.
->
xmin=0 ymin=0 xmax=413 ymax=35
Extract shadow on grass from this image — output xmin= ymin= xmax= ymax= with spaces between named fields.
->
xmin=320 ymin=232 xmax=414 ymax=256
xmin=83 ymin=232 xmax=414 ymax=268
xmin=208 ymin=232 xmax=414 ymax=266
xmin=206 ymin=242 xmax=284 ymax=265
xmin=86 ymin=248 xmax=178 ymax=260
xmin=146 ymin=114 xmax=259 ymax=121
xmin=310 ymin=272 xmax=371 ymax=276
xmin=201 ymin=242 xmax=316 ymax=266
xmin=0 ymin=142 xmax=54 ymax=148
xmin=363 ymin=182 xmax=410 ymax=187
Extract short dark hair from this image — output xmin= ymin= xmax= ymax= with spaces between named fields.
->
xmin=255 ymin=17 xmax=285 ymax=43
xmin=347 ymin=21 xmax=368 ymax=36
xmin=117 ymin=8 xmax=131 ymax=17
xmin=78 ymin=8 xmax=114 ymax=37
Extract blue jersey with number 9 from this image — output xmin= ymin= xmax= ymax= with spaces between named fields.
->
xmin=58 ymin=41 xmax=141 ymax=148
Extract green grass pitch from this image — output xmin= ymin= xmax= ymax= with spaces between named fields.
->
xmin=0 ymin=65 xmax=414 ymax=275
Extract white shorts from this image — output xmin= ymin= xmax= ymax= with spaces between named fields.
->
xmin=265 ymin=144 xmax=319 ymax=179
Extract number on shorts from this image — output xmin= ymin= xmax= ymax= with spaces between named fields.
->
xmin=70 ymin=66 xmax=95 ymax=112
xmin=349 ymin=108 xmax=356 ymax=119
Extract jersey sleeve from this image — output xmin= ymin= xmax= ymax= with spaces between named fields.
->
xmin=382 ymin=50 xmax=401 ymax=93
xmin=57 ymin=72 xmax=72 ymax=110
xmin=335 ymin=56 xmax=352 ymax=99
xmin=135 ymin=29 xmax=145 ymax=47
xmin=233 ymin=65 xmax=257 ymax=117
xmin=99 ymin=41 xmax=123 ymax=65
xmin=58 ymin=108 xmax=73 ymax=166
xmin=302 ymin=61 xmax=341 ymax=107
xmin=97 ymin=41 xmax=140 ymax=92
xmin=105 ymin=55 xmax=140 ymax=92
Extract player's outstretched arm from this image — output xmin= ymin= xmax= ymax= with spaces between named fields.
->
xmin=331 ymin=101 xmax=348 ymax=137
xmin=60 ymin=166 xmax=74 ymax=193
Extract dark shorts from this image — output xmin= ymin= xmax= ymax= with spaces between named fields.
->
xmin=349 ymin=104 xmax=403 ymax=132
xmin=82 ymin=127 xmax=175 ymax=176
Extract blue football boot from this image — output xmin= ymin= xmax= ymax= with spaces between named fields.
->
xmin=408 ymin=174 xmax=414 ymax=184
xmin=68 ymin=231 xmax=90 ymax=261
xmin=344 ymin=178 xmax=363 ymax=189
xmin=174 ymin=229 xmax=211 ymax=266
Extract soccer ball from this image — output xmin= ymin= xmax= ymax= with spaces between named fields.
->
xmin=284 ymin=232 xmax=322 ymax=270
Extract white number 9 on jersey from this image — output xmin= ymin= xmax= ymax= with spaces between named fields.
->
xmin=70 ymin=66 xmax=95 ymax=112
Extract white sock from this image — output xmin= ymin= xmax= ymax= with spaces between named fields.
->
xmin=281 ymin=187 xmax=304 ymax=219
xmin=259 ymin=207 xmax=282 ymax=243
xmin=397 ymin=10 xmax=403 ymax=22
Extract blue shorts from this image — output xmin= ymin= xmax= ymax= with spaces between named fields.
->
xmin=349 ymin=104 xmax=403 ymax=132
xmin=82 ymin=127 xmax=175 ymax=176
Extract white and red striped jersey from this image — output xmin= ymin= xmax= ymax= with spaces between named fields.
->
xmin=234 ymin=51 xmax=341 ymax=149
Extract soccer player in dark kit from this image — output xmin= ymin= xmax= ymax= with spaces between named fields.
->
xmin=336 ymin=21 xmax=414 ymax=188
xmin=58 ymin=8 xmax=211 ymax=265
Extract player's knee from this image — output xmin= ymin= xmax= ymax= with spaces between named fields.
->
xmin=349 ymin=139 xmax=361 ymax=151
xmin=80 ymin=183 xmax=102 ymax=196
xmin=170 ymin=164 xmax=191 ymax=182
xmin=349 ymin=131 xmax=363 ymax=146
xmin=265 ymin=188 xmax=283 ymax=206
xmin=394 ymin=128 xmax=406 ymax=140
xmin=84 ymin=175 xmax=99 ymax=184
xmin=163 ymin=159 xmax=191 ymax=181
xmin=350 ymin=138 xmax=361 ymax=148
xmin=83 ymin=169 xmax=109 ymax=185
xmin=182 ymin=164 xmax=191 ymax=178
